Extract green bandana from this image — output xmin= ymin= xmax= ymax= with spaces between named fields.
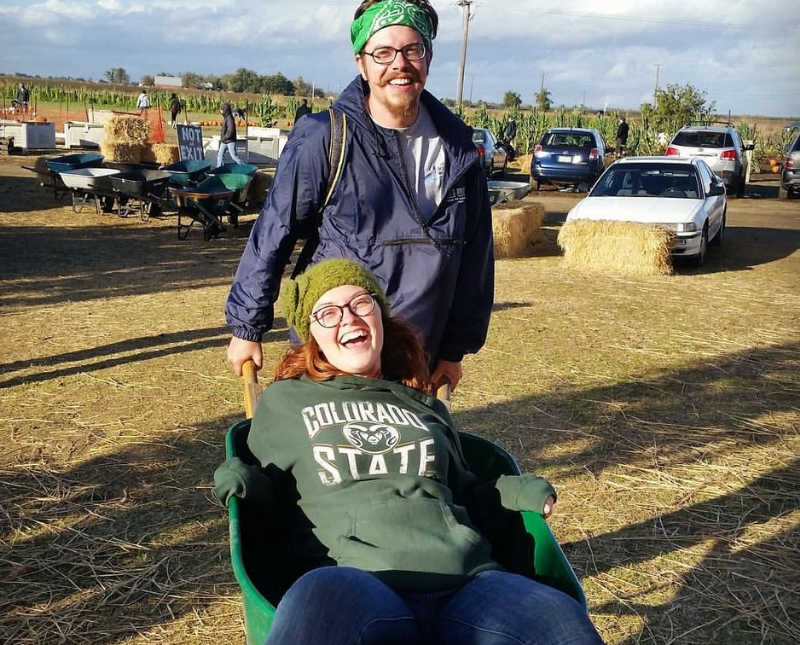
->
xmin=351 ymin=0 xmax=435 ymax=55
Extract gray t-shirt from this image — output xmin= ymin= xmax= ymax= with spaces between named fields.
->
xmin=372 ymin=105 xmax=446 ymax=220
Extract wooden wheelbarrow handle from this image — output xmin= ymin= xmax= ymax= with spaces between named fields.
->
xmin=242 ymin=359 xmax=261 ymax=419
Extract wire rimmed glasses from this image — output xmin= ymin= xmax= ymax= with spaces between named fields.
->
xmin=362 ymin=42 xmax=426 ymax=65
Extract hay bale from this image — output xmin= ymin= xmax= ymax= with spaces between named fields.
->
xmin=557 ymin=219 xmax=674 ymax=276
xmin=100 ymin=141 xmax=146 ymax=163
xmin=492 ymin=202 xmax=545 ymax=258
xmin=247 ymin=169 xmax=273 ymax=205
xmin=150 ymin=143 xmax=180 ymax=165
xmin=103 ymin=116 xmax=149 ymax=144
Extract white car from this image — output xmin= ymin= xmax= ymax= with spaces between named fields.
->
xmin=566 ymin=156 xmax=727 ymax=266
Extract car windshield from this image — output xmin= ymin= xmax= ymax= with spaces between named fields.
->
xmin=472 ymin=130 xmax=487 ymax=143
xmin=590 ymin=164 xmax=701 ymax=199
xmin=672 ymin=131 xmax=733 ymax=148
xmin=542 ymin=132 xmax=595 ymax=148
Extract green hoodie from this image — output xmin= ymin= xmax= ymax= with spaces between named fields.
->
xmin=232 ymin=375 xmax=555 ymax=593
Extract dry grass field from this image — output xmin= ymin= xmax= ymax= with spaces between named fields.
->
xmin=1 ymin=154 xmax=798 ymax=644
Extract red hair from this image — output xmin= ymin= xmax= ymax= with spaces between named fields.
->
xmin=274 ymin=315 xmax=430 ymax=392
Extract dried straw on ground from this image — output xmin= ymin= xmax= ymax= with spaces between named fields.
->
xmin=558 ymin=219 xmax=674 ymax=276
xmin=100 ymin=141 xmax=146 ymax=163
xmin=247 ymin=170 xmax=273 ymax=205
xmin=150 ymin=143 xmax=180 ymax=165
xmin=492 ymin=201 xmax=545 ymax=258
xmin=103 ymin=116 xmax=149 ymax=145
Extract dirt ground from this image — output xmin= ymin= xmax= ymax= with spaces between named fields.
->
xmin=1 ymin=154 xmax=798 ymax=644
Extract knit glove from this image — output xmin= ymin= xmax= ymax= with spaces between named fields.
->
xmin=495 ymin=474 xmax=557 ymax=515
xmin=212 ymin=457 xmax=275 ymax=508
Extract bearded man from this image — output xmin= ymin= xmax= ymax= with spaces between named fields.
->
xmin=225 ymin=0 xmax=493 ymax=390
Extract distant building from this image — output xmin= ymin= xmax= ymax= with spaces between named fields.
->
xmin=197 ymin=82 xmax=214 ymax=90
xmin=154 ymin=75 xmax=182 ymax=89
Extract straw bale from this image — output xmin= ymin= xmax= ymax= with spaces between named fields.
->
xmin=247 ymin=169 xmax=273 ymax=205
xmin=557 ymin=219 xmax=674 ymax=276
xmin=492 ymin=202 xmax=545 ymax=258
xmin=100 ymin=141 xmax=146 ymax=163
xmin=150 ymin=143 xmax=180 ymax=165
xmin=103 ymin=116 xmax=149 ymax=144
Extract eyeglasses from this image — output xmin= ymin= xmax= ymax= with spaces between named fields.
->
xmin=311 ymin=293 xmax=376 ymax=328
xmin=362 ymin=42 xmax=426 ymax=65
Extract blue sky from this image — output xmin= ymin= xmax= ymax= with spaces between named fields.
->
xmin=1 ymin=0 xmax=798 ymax=117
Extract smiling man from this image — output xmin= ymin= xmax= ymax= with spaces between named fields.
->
xmin=225 ymin=0 xmax=493 ymax=390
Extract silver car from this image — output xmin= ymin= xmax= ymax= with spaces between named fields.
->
xmin=472 ymin=128 xmax=508 ymax=177
xmin=666 ymin=123 xmax=753 ymax=197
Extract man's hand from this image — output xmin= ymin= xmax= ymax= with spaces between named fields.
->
xmin=227 ymin=337 xmax=262 ymax=376
xmin=431 ymin=359 xmax=463 ymax=390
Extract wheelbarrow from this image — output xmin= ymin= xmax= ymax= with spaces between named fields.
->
xmin=58 ymin=167 xmax=121 ymax=214
xmin=162 ymin=159 xmax=212 ymax=188
xmin=224 ymin=362 xmax=587 ymax=645
xmin=108 ymin=169 xmax=173 ymax=220
xmin=23 ymin=152 xmax=104 ymax=201
xmin=169 ymin=174 xmax=237 ymax=240
xmin=208 ymin=163 xmax=258 ymax=177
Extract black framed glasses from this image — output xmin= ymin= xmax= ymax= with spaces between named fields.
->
xmin=311 ymin=293 xmax=376 ymax=328
xmin=362 ymin=42 xmax=426 ymax=65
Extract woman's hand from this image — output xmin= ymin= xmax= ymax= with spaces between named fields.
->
xmin=432 ymin=359 xmax=463 ymax=390
xmin=542 ymin=495 xmax=556 ymax=519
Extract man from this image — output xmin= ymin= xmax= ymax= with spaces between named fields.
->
xmin=225 ymin=0 xmax=493 ymax=390
xmin=136 ymin=89 xmax=150 ymax=110
xmin=169 ymin=93 xmax=181 ymax=128
xmin=217 ymin=102 xmax=245 ymax=167
xmin=294 ymin=98 xmax=311 ymax=123
xmin=616 ymin=116 xmax=629 ymax=157
xmin=16 ymin=83 xmax=30 ymax=109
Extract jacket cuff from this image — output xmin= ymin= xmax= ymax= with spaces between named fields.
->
xmin=437 ymin=348 xmax=465 ymax=363
xmin=212 ymin=457 xmax=274 ymax=508
xmin=231 ymin=327 xmax=263 ymax=343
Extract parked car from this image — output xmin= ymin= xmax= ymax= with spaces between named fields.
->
xmin=531 ymin=128 xmax=607 ymax=191
xmin=471 ymin=128 xmax=508 ymax=177
xmin=565 ymin=156 xmax=727 ymax=267
xmin=780 ymin=131 xmax=800 ymax=199
xmin=784 ymin=121 xmax=800 ymax=133
xmin=665 ymin=123 xmax=753 ymax=197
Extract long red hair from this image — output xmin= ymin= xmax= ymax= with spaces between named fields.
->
xmin=274 ymin=315 xmax=430 ymax=392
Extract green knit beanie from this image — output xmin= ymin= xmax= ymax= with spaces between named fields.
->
xmin=281 ymin=259 xmax=391 ymax=341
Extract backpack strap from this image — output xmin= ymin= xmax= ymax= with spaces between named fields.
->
xmin=291 ymin=107 xmax=347 ymax=278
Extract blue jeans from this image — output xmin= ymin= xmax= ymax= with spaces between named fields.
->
xmin=266 ymin=567 xmax=604 ymax=645
xmin=216 ymin=141 xmax=243 ymax=167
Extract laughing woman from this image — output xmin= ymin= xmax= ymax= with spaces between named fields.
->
xmin=214 ymin=258 xmax=604 ymax=645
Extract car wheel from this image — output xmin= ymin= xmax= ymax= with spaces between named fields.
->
xmin=710 ymin=210 xmax=725 ymax=247
xmin=778 ymin=185 xmax=789 ymax=199
xmin=694 ymin=224 xmax=708 ymax=267
xmin=500 ymin=157 xmax=507 ymax=178
xmin=535 ymin=180 xmax=541 ymax=191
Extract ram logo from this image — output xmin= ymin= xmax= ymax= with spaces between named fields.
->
xmin=342 ymin=423 xmax=400 ymax=454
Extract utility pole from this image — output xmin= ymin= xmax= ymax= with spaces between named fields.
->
xmin=653 ymin=64 xmax=661 ymax=105
xmin=456 ymin=0 xmax=472 ymax=110
xmin=469 ymin=74 xmax=474 ymax=104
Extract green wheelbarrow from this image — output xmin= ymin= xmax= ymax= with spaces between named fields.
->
xmin=224 ymin=365 xmax=587 ymax=645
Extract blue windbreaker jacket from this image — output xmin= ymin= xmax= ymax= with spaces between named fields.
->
xmin=225 ymin=76 xmax=494 ymax=363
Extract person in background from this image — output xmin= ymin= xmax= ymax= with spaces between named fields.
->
xmin=502 ymin=117 xmax=517 ymax=160
xmin=616 ymin=116 xmax=629 ymax=157
xmin=214 ymin=258 xmax=604 ymax=645
xmin=217 ymin=102 xmax=245 ymax=167
xmin=136 ymin=89 xmax=150 ymax=110
xmin=169 ymin=93 xmax=181 ymax=128
xmin=16 ymin=83 xmax=30 ymax=110
xmin=294 ymin=98 xmax=311 ymax=122
xmin=225 ymin=0 xmax=494 ymax=395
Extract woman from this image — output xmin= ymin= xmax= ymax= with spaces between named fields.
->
xmin=215 ymin=259 xmax=604 ymax=645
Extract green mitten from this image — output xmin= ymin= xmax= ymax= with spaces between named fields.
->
xmin=495 ymin=474 xmax=557 ymax=514
xmin=212 ymin=457 xmax=275 ymax=508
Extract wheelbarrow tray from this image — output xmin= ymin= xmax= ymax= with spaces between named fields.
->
xmin=208 ymin=163 xmax=258 ymax=177
xmin=162 ymin=159 xmax=212 ymax=184
xmin=109 ymin=169 xmax=173 ymax=198
xmin=225 ymin=419 xmax=587 ymax=645
xmin=46 ymin=152 xmax=104 ymax=173
xmin=212 ymin=172 xmax=253 ymax=205
xmin=59 ymin=167 xmax=121 ymax=191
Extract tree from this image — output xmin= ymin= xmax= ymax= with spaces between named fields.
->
xmin=104 ymin=67 xmax=130 ymax=84
xmin=641 ymin=83 xmax=715 ymax=132
xmin=503 ymin=91 xmax=521 ymax=109
xmin=182 ymin=72 xmax=204 ymax=89
xmin=140 ymin=75 xmax=154 ymax=87
xmin=224 ymin=68 xmax=261 ymax=93
xmin=261 ymin=73 xmax=294 ymax=96
xmin=293 ymin=76 xmax=313 ymax=98
xmin=535 ymin=88 xmax=552 ymax=111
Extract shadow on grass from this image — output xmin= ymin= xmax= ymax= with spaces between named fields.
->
xmin=0 ymin=174 xmax=67 ymax=213
xmin=0 ymin=322 xmax=287 ymax=389
xmin=455 ymin=339 xmax=799 ymax=642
